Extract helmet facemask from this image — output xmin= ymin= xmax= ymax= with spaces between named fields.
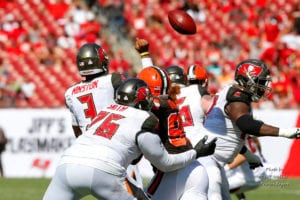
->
xmin=133 ymin=87 xmax=153 ymax=111
xmin=244 ymin=75 xmax=272 ymax=102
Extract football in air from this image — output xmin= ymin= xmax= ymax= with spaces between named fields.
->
xmin=168 ymin=10 xmax=197 ymax=35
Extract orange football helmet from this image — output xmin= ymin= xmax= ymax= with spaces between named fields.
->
xmin=187 ymin=64 xmax=208 ymax=86
xmin=137 ymin=66 xmax=171 ymax=97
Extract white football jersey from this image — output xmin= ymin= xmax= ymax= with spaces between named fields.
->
xmin=204 ymin=85 xmax=245 ymax=165
xmin=177 ymin=84 xmax=207 ymax=147
xmin=59 ymin=103 xmax=158 ymax=176
xmin=64 ymin=73 xmax=122 ymax=132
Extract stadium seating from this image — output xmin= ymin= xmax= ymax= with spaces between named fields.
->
xmin=0 ymin=0 xmax=299 ymax=108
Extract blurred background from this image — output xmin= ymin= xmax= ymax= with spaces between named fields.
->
xmin=0 ymin=0 xmax=300 ymax=109
xmin=0 ymin=0 xmax=300 ymax=181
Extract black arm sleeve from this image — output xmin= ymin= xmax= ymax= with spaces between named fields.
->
xmin=235 ymin=114 xmax=264 ymax=136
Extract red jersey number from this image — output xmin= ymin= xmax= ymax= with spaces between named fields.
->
xmin=89 ymin=111 xmax=124 ymax=139
xmin=177 ymin=97 xmax=193 ymax=127
xmin=77 ymin=93 xmax=97 ymax=120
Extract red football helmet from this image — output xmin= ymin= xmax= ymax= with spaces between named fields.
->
xmin=137 ymin=66 xmax=171 ymax=97
xmin=234 ymin=59 xmax=272 ymax=102
xmin=187 ymin=64 xmax=208 ymax=87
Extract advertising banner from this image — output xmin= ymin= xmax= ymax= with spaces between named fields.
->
xmin=0 ymin=109 xmax=74 ymax=178
xmin=0 ymin=109 xmax=299 ymax=178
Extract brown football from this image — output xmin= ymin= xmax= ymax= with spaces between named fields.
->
xmin=168 ymin=10 xmax=197 ymax=35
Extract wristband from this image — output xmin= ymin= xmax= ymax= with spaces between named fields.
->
xmin=140 ymin=52 xmax=149 ymax=57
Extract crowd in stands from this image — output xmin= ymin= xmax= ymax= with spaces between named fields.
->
xmin=0 ymin=0 xmax=299 ymax=109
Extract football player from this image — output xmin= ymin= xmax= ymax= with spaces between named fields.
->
xmin=136 ymin=38 xmax=299 ymax=200
xmin=165 ymin=62 xmax=264 ymax=200
xmin=136 ymin=39 xmax=217 ymax=200
xmin=43 ymin=78 xmax=215 ymax=200
xmin=165 ymin=64 xmax=214 ymax=147
xmin=64 ymin=43 xmax=142 ymax=188
xmin=64 ymin=43 xmax=122 ymax=137
xmin=201 ymin=58 xmax=300 ymax=200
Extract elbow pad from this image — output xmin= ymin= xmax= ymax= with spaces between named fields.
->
xmin=235 ymin=115 xmax=264 ymax=135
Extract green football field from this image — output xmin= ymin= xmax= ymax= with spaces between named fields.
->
xmin=1 ymin=178 xmax=300 ymax=200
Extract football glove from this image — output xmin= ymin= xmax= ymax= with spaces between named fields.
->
xmin=135 ymin=38 xmax=149 ymax=54
xmin=278 ymin=128 xmax=300 ymax=139
xmin=194 ymin=136 xmax=217 ymax=158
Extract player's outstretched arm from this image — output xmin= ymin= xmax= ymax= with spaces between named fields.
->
xmin=137 ymin=132 xmax=197 ymax=172
xmin=226 ymin=101 xmax=300 ymax=138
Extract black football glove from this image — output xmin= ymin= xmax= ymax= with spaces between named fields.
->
xmin=194 ymin=136 xmax=217 ymax=158
xmin=242 ymin=146 xmax=263 ymax=169
xmin=249 ymin=162 xmax=263 ymax=169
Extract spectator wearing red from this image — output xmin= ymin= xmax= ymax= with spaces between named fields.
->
xmin=45 ymin=0 xmax=70 ymax=21
xmin=270 ymin=68 xmax=295 ymax=109
xmin=290 ymin=59 xmax=300 ymax=108
xmin=79 ymin=13 xmax=101 ymax=43
xmin=261 ymin=3 xmax=284 ymax=48
xmin=109 ymin=50 xmax=131 ymax=77
xmin=259 ymin=40 xmax=295 ymax=68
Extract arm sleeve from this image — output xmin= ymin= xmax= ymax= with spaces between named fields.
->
xmin=236 ymin=114 xmax=264 ymax=135
xmin=137 ymin=132 xmax=196 ymax=172
xmin=141 ymin=57 xmax=154 ymax=68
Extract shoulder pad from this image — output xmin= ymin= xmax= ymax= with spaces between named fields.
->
xmin=226 ymin=86 xmax=251 ymax=105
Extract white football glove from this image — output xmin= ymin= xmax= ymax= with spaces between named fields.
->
xmin=278 ymin=128 xmax=300 ymax=139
